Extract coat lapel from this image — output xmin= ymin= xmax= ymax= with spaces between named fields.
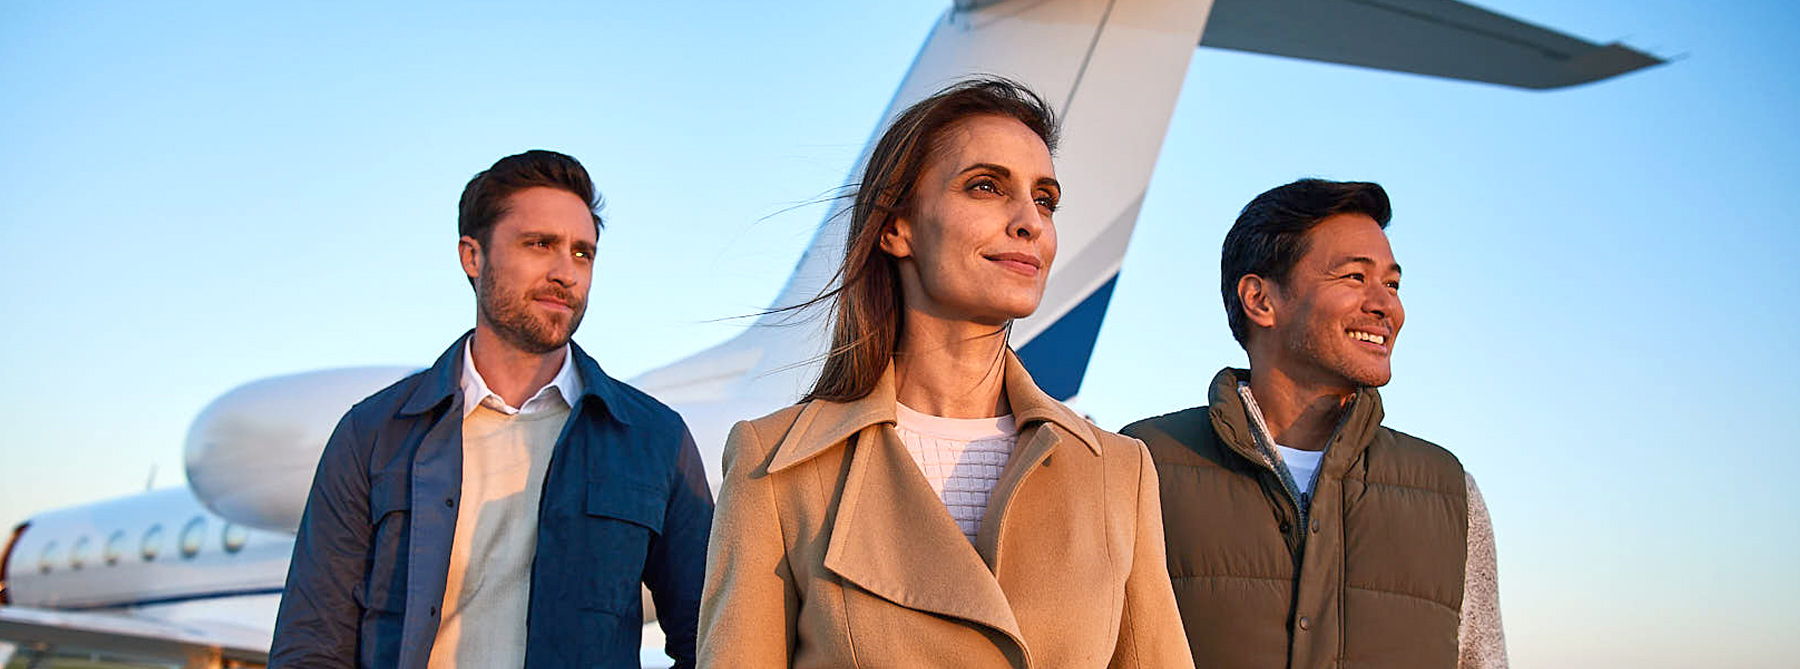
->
xmin=977 ymin=351 xmax=1101 ymax=573
xmin=768 ymin=350 xmax=1102 ymax=661
xmin=821 ymin=422 xmax=1027 ymax=646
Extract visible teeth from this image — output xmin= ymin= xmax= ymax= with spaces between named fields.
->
xmin=1349 ymin=331 xmax=1386 ymax=345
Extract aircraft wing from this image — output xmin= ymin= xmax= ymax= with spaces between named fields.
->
xmin=0 ymin=604 xmax=268 ymax=667
xmin=1199 ymin=0 xmax=1665 ymax=89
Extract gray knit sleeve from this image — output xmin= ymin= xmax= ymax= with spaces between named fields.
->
xmin=1458 ymin=472 xmax=1509 ymax=668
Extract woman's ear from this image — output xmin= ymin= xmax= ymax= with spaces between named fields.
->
xmin=878 ymin=215 xmax=914 ymax=259
xmin=1238 ymin=274 xmax=1280 ymax=329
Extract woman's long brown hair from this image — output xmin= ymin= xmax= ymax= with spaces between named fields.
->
xmin=798 ymin=77 xmax=1060 ymax=404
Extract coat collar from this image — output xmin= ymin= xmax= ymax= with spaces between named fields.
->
xmin=397 ymin=330 xmax=633 ymax=425
xmin=766 ymin=348 xmax=1097 ymax=474
xmin=767 ymin=348 xmax=1095 ymax=662
xmin=1205 ymin=367 xmax=1386 ymax=471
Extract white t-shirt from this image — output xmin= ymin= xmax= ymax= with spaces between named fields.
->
xmin=1275 ymin=444 xmax=1325 ymax=497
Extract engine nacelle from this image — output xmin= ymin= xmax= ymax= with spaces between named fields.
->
xmin=183 ymin=367 xmax=415 ymax=533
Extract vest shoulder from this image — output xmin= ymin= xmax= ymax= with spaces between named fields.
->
xmin=1364 ymin=426 xmax=1467 ymax=495
xmin=1122 ymin=406 xmax=1220 ymax=449
xmin=1374 ymin=426 xmax=1464 ymax=469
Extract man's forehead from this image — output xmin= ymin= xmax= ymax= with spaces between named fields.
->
xmin=1305 ymin=214 xmax=1394 ymax=263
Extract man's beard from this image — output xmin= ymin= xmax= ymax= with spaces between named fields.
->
xmin=1284 ymin=317 xmax=1392 ymax=389
xmin=477 ymin=268 xmax=586 ymax=354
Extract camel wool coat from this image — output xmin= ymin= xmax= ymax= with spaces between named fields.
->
xmin=697 ymin=351 xmax=1193 ymax=668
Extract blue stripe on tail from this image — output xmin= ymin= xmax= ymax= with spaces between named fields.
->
xmin=1015 ymin=273 xmax=1120 ymax=401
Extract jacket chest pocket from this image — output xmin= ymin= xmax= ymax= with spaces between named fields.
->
xmin=571 ymin=481 xmax=665 ymax=614
xmin=361 ymin=473 xmax=412 ymax=613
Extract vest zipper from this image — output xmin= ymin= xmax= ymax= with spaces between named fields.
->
xmin=1237 ymin=385 xmax=1358 ymax=550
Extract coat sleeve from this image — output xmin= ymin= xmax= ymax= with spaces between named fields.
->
xmin=697 ymin=420 xmax=797 ymax=668
xmin=269 ymin=410 xmax=372 ymax=668
xmin=1109 ymin=440 xmax=1197 ymax=668
xmin=645 ymin=423 xmax=716 ymax=669
xmin=1457 ymin=472 xmax=1509 ymax=669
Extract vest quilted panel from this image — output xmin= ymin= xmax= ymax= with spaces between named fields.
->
xmin=1127 ymin=380 xmax=1468 ymax=669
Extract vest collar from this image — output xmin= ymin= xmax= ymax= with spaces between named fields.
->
xmin=1206 ymin=367 xmax=1387 ymax=470
xmin=767 ymin=347 xmax=1098 ymax=474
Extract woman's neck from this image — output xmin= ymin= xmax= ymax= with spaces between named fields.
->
xmin=891 ymin=310 xmax=1011 ymax=419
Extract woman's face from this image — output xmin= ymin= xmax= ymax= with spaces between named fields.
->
xmin=881 ymin=114 xmax=1060 ymax=326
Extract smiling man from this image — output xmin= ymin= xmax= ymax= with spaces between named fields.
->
xmin=1123 ymin=179 xmax=1506 ymax=668
xmin=271 ymin=150 xmax=712 ymax=668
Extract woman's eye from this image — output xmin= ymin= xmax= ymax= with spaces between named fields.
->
xmin=1035 ymin=192 xmax=1059 ymax=212
xmin=969 ymin=178 xmax=1000 ymax=194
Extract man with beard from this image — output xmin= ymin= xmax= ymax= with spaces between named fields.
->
xmin=1123 ymin=179 xmax=1506 ymax=668
xmin=271 ymin=150 xmax=712 ymax=669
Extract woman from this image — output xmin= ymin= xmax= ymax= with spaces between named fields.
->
xmin=697 ymin=78 xmax=1192 ymax=668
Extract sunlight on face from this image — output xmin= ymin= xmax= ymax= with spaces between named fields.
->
xmin=882 ymin=114 xmax=1061 ymax=326
xmin=467 ymin=187 xmax=599 ymax=353
xmin=1272 ymin=213 xmax=1405 ymax=388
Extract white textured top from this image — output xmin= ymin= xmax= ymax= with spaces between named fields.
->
xmin=893 ymin=403 xmax=1019 ymax=543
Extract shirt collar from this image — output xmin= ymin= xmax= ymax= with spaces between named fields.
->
xmin=459 ymin=337 xmax=584 ymax=418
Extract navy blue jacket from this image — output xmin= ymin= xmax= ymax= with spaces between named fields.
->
xmin=270 ymin=334 xmax=713 ymax=668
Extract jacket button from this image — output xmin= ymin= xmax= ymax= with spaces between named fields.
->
xmin=444 ymin=498 xmax=455 ymax=507
xmin=1278 ymin=521 xmax=1291 ymax=533
xmin=1298 ymin=616 xmax=1311 ymax=631
xmin=429 ymin=606 xmax=438 ymax=617
xmin=1310 ymin=518 xmax=1320 ymax=534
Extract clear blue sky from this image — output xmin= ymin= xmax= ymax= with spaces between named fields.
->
xmin=2 ymin=1 xmax=1795 ymax=665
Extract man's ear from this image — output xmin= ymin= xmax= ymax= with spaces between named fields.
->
xmin=1239 ymin=274 xmax=1280 ymax=329
xmin=878 ymin=215 xmax=914 ymax=259
xmin=459 ymin=236 xmax=483 ymax=281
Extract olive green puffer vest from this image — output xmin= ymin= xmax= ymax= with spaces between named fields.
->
xmin=1122 ymin=368 xmax=1467 ymax=668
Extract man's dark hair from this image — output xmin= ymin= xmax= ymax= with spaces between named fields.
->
xmin=1221 ymin=178 xmax=1392 ymax=347
xmin=457 ymin=149 xmax=604 ymax=247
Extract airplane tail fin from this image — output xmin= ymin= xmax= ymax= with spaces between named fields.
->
xmin=634 ymin=0 xmax=1212 ymax=416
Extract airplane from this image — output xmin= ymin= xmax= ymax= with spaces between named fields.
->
xmin=0 ymin=0 xmax=1661 ymax=666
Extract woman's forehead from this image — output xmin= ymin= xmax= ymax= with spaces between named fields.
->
xmin=931 ymin=115 xmax=1055 ymax=176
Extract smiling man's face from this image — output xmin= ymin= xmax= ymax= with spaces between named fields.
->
xmin=467 ymin=186 xmax=597 ymax=354
xmin=1267 ymin=212 xmax=1405 ymax=389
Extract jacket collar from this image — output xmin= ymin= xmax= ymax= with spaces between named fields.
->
xmin=397 ymin=330 xmax=632 ymax=425
xmin=767 ymin=347 xmax=1097 ymax=474
xmin=1205 ymin=367 xmax=1386 ymax=470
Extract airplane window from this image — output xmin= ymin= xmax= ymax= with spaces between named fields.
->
xmin=179 ymin=517 xmax=206 ymax=559
xmin=104 ymin=530 xmax=126 ymax=565
xmin=38 ymin=541 xmax=59 ymax=574
xmin=221 ymin=523 xmax=248 ymax=554
xmin=70 ymin=536 xmax=90 ymax=570
xmin=141 ymin=524 xmax=164 ymax=561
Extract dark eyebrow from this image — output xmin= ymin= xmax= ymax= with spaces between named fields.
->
xmin=959 ymin=163 xmax=1011 ymax=179
xmin=1340 ymin=255 xmax=1403 ymax=276
xmin=960 ymin=162 xmax=1060 ymax=192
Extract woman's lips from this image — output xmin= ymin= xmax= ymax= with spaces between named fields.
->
xmin=986 ymin=252 xmax=1042 ymax=276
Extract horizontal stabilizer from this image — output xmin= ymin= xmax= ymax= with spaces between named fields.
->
xmin=1199 ymin=0 xmax=1664 ymax=89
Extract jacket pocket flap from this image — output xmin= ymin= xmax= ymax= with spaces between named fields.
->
xmin=584 ymin=481 xmax=665 ymax=533
xmin=369 ymin=472 xmax=411 ymax=517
